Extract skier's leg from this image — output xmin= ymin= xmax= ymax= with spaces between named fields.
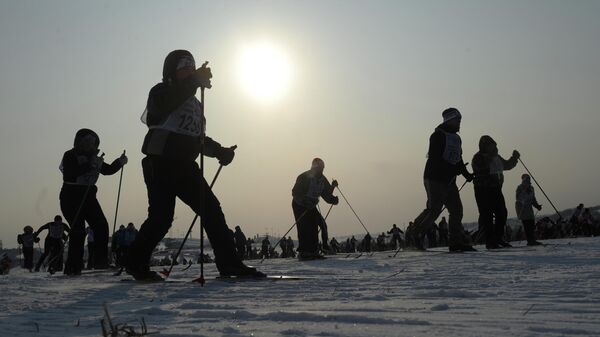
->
xmin=445 ymin=182 xmax=467 ymax=247
xmin=60 ymin=191 xmax=87 ymax=274
xmin=494 ymin=191 xmax=508 ymax=245
xmin=475 ymin=187 xmax=495 ymax=246
xmin=413 ymin=180 xmax=446 ymax=246
xmin=84 ymin=196 xmax=110 ymax=268
xmin=293 ymin=202 xmax=310 ymax=253
xmin=127 ymin=157 xmax=177 ymax=269
xmin=87 ymin=242 xmax=94 ymax=269
xmin=177 ymin=161 xmax=242 ymax=272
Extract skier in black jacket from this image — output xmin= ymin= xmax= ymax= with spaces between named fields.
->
xmin=126 ymin=50 xmax=264 ymax=280
xmin=60 ymin=129 xmax=127 ymax=275
xmin=34 ymin=215 xmax=70 ymax=272
xmin=472 ymin=135 xmax=519 ymax=249
xmin=412 ymin=108 xmax=475 ymax=252
xmin=292 ymin=158 xmax=339 ymax=260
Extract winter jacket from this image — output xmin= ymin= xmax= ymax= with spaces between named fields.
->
xmin=515 ymin=183 xmax=541 ymax=220
xmin=141 ymin=72 xmax=226 ymax=161
xmin=35 ymin=222 xmax=70 ymax=240
xmin=292 ymin=170 xmax=337 ymax=208
xmin=423 ymin=124 xmax=470 ymax=183
xmin=472 ymin=136 xmax=518 ymax=189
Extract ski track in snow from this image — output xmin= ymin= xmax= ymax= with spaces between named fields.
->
xmin=1 ymin=237 xmax=599 ymax=336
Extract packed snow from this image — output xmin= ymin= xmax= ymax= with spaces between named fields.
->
xmin=1 ymin=237 xmax=599 ymax=337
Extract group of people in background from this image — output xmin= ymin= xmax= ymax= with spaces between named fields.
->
xmin=15 ymin=217 xmax=137 ymax=273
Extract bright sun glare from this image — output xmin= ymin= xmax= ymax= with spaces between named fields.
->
xmin=237 ymin=41 xmax=292 ymax=103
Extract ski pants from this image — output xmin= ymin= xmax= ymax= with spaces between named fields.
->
xmin=521 ymin=219 xmax=537 ymax=244
xmin=87 ymin=241 xmax=95 ymax=269
xmin=128 ymin=157 xmax=239 ymax=271
xmin=318 ymin=216 xmax=329 ymax=248
xmin=60 ymin=186 xmax=109 ymax=272
xmin=292 ymin=201 xmax=321 ymax=254
xmin=23 ymin=247 xmax=34 ymax=269
xmin=474 ymin=186 xmax=508 ymax=245
xmin=413 ymin=179 xmax=466 ymax=246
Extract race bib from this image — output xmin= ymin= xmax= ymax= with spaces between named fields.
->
xmin=150 ymin=97 xmax=205 ymax=137
xmin=442 ymin=132 xmax=462 ymax=165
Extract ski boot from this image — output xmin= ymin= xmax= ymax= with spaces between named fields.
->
xmin=126 ymin=265 xmax=164 ymax=282
xmin=218 ymin=262 xmax=266 ymax=278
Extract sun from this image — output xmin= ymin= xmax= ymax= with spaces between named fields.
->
xmin=237 ymin=41 xmax=292 ymax=103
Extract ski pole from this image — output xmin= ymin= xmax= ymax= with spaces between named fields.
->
xmin=518 ymin=157 xmax=563 ymax=221
xmin=112 ymin=150 xmax=126 ymax=236
xmin=259 ymin=208 xmax=311 ymax=264
xmin=161 ymin=164 xmax=224 ymax=279
xmin=392 ymin=179 xmax=469 ymax=258
xmin=335 ymin=185 xmax=370 ymax=235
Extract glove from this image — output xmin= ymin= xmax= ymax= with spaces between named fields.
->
xmin=536 ymin=204 xmax=543 ymax=211
xmin=331 ymin=180 xmax=338 ymax=188
xmin=217 ymin=146 xmax=235 ymax=166
xmin=194 ymin=62 xmax=212 ymax=89
xmin=34 ymin=236 xmax=40 ymax=243
xmin=513 ymin=150 xmax=520 ymax=159
xmin=463 ymin=172 xmax=474 ymax=182
xmin=118 ymin=153 xmax=128 ymax=166
xmin=332 ymin=196 xmax=339 ymax=205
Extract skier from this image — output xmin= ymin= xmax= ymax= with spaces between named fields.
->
xmin=349 ymin=235 xmax=357 ymax=252
xmin=515 ymin=174 xmax=543 ymax=246
xmin=387 ymin=224 xmax=403 ymax=250
xmin=246 ymin=237 xmax=254 ymax=259
xmin=112 ymin=225 xmax=126 ymax=267
xmin=412 ymin=108 xmax=475 ymax=252
xmin=60 ymin=128 xmax=128 ymax=275
xmin=376 ymin=232 xmax=387 ymax=251
xmin=125 ymin=50 xmax=264 ymax=280
xmin=291 ymin=158 xmax=339 ymax=260
xmin=121 ymin=223 xmax=138 ymax=258
xmin=362 ymin=233 xmax=372 ymax=252
xmin=472 ymin=135 xmax=519 ymax=249
xmin=329 ymin=237 xmax=340 ymax=253
xmin=287 ymin=236 xmax=296 ymax=257
xmin=0 ymin=253 xmax=11 ymax=275
xmin=17 ymin=226 xmax=36 ymax=270
xmin=261 ymin=236 xmax=271 ymax=259
xmin=85 ymin=227 xmax=95 ymax=269
xmin=233 ymin=226 xmax=247 ymax=259
xmin=34 ymin=215 xmax=70 ymax=273
xmin=438 ymin=217 xmax=449 ymax=246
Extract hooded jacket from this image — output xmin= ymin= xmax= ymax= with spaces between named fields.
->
xmin=141 ymin=50 xmax=223 ymax=161
xmin=423 ymin=123 xmax=470 ymax=183
xmin=60 ymin=129 xmax=123 ymax=190
xmin=471 ymin=135 xmax=518 ymax=188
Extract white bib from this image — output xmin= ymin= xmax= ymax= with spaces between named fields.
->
xmin=442 ymin=132 xmax=462 ymax=165
xmin=148 ymin=97 xmax=205 ymax=137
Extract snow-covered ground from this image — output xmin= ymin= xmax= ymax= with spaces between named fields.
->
xmin=1 ymin=237 xmax=599 ymax=337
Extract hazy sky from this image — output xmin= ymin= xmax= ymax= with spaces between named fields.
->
xmin=1 ymin=1 xmax=599 ymax=248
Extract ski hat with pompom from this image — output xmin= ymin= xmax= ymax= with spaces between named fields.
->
xmin=442 ymin=107 xmax=462 ymax=123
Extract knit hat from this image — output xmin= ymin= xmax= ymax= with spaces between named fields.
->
xmin=442 ymin=108 xmax=462 ymax=123
xmin=163 ymin=50 xmax=195 ymax=83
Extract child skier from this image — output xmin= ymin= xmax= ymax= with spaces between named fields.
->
xmin=34 ymin=215 xmax=70 ymax=273
xmin=17 ymin=226 xmax=36 ymax=270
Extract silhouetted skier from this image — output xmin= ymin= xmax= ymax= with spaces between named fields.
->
xmin=412 ymin=108 xmax=475 ymax=252
xmin=126 ymin=50 xmax=264 ymax=280
xmin=516 ymin=174 xmax=543 ymax=246
xmin=472 ymin=135 xmax=519 ymax=249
